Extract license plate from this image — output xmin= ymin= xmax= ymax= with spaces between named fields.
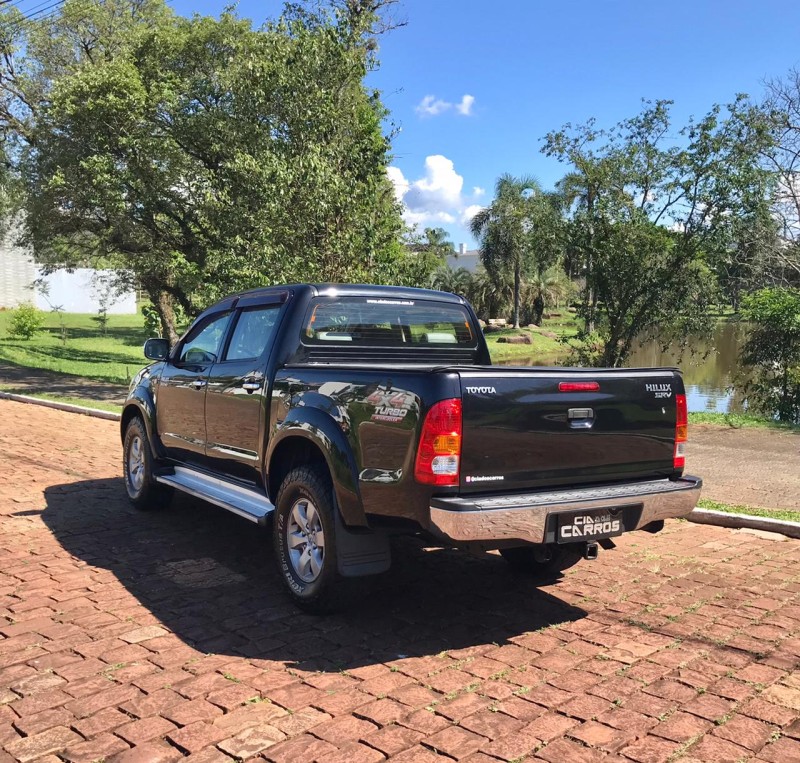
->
xmin=557 ymin=509 xmax=624 ymax=543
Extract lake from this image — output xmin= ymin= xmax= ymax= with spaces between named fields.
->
xmin=497 ymin=321 xmax=748 ymax=414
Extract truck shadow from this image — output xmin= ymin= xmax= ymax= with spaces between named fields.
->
xmin=41 ymin=478 xmax=586 ymax=672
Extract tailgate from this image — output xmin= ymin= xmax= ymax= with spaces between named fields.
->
xmin=457 ymin=367 xmax=681 ymax=493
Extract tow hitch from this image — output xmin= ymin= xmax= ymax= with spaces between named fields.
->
xmin=584 ymin=542 xmax=599 ymax=560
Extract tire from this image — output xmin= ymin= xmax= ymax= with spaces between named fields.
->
xmin=273 ymin=465 xmax=347 ymax=613
xmin=499 ymin=544 xmax=583 ymax=577
xmin=122 ymin=417 xmax=173 ymax=511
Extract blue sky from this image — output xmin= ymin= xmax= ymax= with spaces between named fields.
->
xmin=169 ymin=0 xmax=800 ymax=246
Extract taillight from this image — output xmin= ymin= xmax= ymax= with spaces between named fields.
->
xmin=414 ymin=398 xmax=462 ymax=486
xmin=674 ymin=393 xmax=687 ymax=471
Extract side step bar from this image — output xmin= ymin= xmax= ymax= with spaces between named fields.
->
xmin=156 ymin=466 xmax=274 ymax=525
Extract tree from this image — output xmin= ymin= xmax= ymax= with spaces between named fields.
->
xmin=763 ymin=69 xmax=800 ymax=285
xmin=0 ymin=0 xmax=405 ymax=343
xmin=543 ymin=98 xmax=775 ymax=366
xmin=470 ymin=174 xmax=563 ymax=328
xmin=429 ymin=266 xmax=472 ymax=297
xmin=739 ymin=287 xmax=800 ymax=424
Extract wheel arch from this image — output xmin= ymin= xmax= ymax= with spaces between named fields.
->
xmin=267 ymin=413 xmax=365 ymax=527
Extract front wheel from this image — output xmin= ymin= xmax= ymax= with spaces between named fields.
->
xmin=123 ymin=417 xmax=173 ymax=511
xmin=499 ymin=544 xmax=583 ymax=577
xmin=273 ymin=465 xmax=347 ymax=613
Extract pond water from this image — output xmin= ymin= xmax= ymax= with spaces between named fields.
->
xmin=497 ymin=321 xmax=748 ymax=414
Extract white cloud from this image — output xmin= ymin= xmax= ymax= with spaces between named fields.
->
xmin=415 ymin=95 xmax=452 ymax=117
xmin=388 ymin=155 xmax=482 ymax=231
xmin=472 ymin=186 xmax=485 ymax=198
xmin=456 ymin=94 xmax=475 ymax=116
xmin=461 ymin=204 xmax=484 ymax=225
xmin=414 ymin=94 xmax=476 ymax=118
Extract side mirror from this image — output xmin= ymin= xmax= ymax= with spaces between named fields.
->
xmin=143 ymin=337 xmax=170 ymax=361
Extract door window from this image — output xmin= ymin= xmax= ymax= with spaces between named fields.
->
xmin=178 ymin=312 xmax=231 ymax=364
xmin=224 ymin=306 xmax=281 ymax=361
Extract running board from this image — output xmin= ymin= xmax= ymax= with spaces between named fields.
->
xmin=156 ymin=466 xmax=274 ymax=525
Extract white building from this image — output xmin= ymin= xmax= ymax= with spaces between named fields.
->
xmin=446 ymin=242 xmax=481 ymax=273
xmin=0 ymin=225 xmax=136 ymax=314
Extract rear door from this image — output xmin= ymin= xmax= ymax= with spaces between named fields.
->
xmin=203 ymin=295 xmax=285 ymax=483
xmin=456 ymin=367 xmax=681 ymax=493
xmin=156 ymin=310 xmax=232 ymax=463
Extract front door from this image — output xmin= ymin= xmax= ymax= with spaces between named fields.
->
xmin=204 ymin=299 xmax=284 ymax=483
xmin=156 ymin=310 xmax=232 ymax=464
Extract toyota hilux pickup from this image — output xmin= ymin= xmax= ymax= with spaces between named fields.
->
xmin=122 ymin=283 xmax=702 ymax=610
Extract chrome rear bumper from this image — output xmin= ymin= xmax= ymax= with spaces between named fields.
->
xmin=429 ymin=476 xmax=702 ymax=546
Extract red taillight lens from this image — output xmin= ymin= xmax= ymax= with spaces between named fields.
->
xmin=414 ymin=398 xmax=462 ymax=486
xmin=559 ymin=381 xmax=600 ymax=392
xmin=674 ymin=393 xmax=687 ymax=470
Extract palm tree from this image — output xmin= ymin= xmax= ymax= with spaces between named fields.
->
xmin=470 ymin=174 xmax=541 ymax=328
xmin=422 ymin=227 xmax=455 ymax=258
xmin=429 ymin=266 xmax=472 ymax=297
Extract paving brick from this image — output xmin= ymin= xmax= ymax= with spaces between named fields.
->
xmin=216 ymin=724 xmax=285 ymax=758
xmin=116 ymin=715 xmax=177 ymax=745
xmin=167 ymin=721 xmax=227 ymax=753
xmin=311 ymin=713 xmax=378 ymax=745
xmin=62 ymin=732 xmax=130 ymax=763
xmin=687 ymin=734 xmax=750 ymax=762
xmin=362 ymin=724 xmax=423 ymax=756
xmin=713 ymin=715 xmax=774 ymax=752
xmin=758 ymin=736 xmax=800 ymax=762
xmin=5 ymin=725 xmax=83 ymax=762
xmin=535 ymin=737 xmax=607 ymax=762
xmin=651 ymin=710 xmax=713 ymax=742
xmin=422 ymin=725 xmax=485 ymax=759
xmin=111 ymin=740 xmax=183 ymax=763
xmin=263 ymin=733 xmax=338 ymax=763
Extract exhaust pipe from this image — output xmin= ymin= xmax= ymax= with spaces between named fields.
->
xmin=584 ymin=542 xmax=599 ymax=560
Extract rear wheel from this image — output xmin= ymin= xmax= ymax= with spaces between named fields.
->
xmin=499 ymin=544 xmax=583 ymax=576
xmin=274 ymin=465 xmax=347 ymax=613
xmin=123 ymin=417 xmax=173 ymax=510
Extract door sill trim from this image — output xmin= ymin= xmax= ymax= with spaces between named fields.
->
xmin=156 ymin=466 xmax=274 ymax=524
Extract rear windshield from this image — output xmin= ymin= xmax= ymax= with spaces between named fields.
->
xmin=302 ymin=297 xmax=476 ymax=348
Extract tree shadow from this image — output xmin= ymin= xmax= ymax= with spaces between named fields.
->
xmin=41 ymin=478 xmax=586 ymax=672
xmin=48 ymin=325 xmax=148 ymax=348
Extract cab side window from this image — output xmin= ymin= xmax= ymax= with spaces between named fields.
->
xmin=224 ymin=306 xmax=280 ymax=361
xmin=178 ymin=312 xmax=231 ymax=364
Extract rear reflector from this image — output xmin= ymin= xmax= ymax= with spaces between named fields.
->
xmin=674 ymin=393 xmax=688 ymax=470
xmin=415 ymin=399 xmax=462 ymax=486
xmin=559 ymin=381 xmax=600 ymax=392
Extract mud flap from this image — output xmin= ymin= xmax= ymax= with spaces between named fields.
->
xmin=335 ymin=510 xmax=391 ymax=577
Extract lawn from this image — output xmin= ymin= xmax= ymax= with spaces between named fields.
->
xmin=485 ymin=311 xmax=578 ymax=364
xmin=0 ymin=310 xmax=149 ymax=384
xmin=697 ymin=498 xmax=800 ymax=524
xmin=688 ymin=411 xmax=800 ymax=432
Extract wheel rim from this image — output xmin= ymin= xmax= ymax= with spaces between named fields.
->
xmin=127 ymin=435 xmax=145 ymax=494
xmin=286 ymin=498 xmax=325 ymax=583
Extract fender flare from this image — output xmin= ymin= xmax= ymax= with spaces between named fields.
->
xmin=121 ymin=390 xmax=164 ymax=459
xmin=267 ymin=406 xmax=366 ymax=527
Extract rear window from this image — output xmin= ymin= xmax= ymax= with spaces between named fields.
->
xmin=302 ymin=297 xmax=476 ymax=348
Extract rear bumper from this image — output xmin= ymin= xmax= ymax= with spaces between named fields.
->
xmin=428 ymin=475 xmax=702 ymax=546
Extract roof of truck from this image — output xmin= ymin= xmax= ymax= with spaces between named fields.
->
xmin=230 ymin=283 xmax=466 ymax=304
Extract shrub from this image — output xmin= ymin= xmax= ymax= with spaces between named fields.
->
xmin=8 ymin=302 xmax=44 ymax=339
xmin=740 ymin=287 xmax=800 ymax=424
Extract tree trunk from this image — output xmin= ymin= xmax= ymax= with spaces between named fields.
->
xmin=513 ymin=264 xmax=521 ymax=329
xmin=532 ymin=293 xmax=545 ymax=326
xmin=149 ymin=289 xmax=180 ymax=346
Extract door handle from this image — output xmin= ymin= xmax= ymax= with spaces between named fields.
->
xmin=241 ymin=378 xmax=262 ymax=393
xmin=191 ymin=379 xmax=206 ymax=389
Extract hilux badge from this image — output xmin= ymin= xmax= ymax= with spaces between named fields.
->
xmin=645 ymin=383 xmax=672 ymax=399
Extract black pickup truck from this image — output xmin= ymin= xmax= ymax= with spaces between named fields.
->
xmin=122 ymin=284 xmax=702 ymax=610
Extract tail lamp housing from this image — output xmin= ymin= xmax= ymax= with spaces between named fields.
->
xmin=414 ymin=398 xmax=462 ymax=486
xmin=674 ymin=393 xmax=687 ymax=471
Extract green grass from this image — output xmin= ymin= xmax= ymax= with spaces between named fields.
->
xmin=688 ymin=411 xmax=800 ymax=432
xmin=0 ymin=388 xmax=123 ymax=414
xmin=0 ymin=310 xmax=148 ymax=384
xmin=697 ymin=498 xmax=800 ymax=523
xmin=486 ymin=311 xmax=578 ymax=364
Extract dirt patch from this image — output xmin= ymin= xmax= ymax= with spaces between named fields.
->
xmin=0 ymin=360 xmax=127 ymax=404
xmin=690 ymin=423 xmax=800 ymax=510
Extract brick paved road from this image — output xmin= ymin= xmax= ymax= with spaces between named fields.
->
xmin=2 ymin=399 xmax=800 ymax=763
